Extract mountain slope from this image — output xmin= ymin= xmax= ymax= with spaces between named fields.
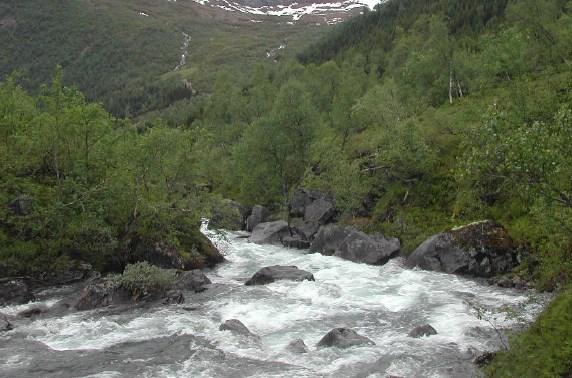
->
xmin=0 ymin=0 xmax=331 ymax=116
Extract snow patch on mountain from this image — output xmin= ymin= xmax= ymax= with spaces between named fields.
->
xmin=185 ymin=0 xmax=385 ymax=23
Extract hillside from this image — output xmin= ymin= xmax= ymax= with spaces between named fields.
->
xmin=0 ymin=0 xmax=332 ymax=116
xmin=1 ymin=0 xmax=572 ymax=375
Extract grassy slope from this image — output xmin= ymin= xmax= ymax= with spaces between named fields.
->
xmin=0 ymin=0 xmax=328 ymax=115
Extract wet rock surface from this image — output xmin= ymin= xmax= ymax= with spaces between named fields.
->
xmin=219 ymin=319 xmax=259 ymax=339
xmin=246 ymin=205 xmax=270 ymax=232
xmin=407 ymin=220 xmax=519 ymax=277
xmin=408 ymin=324 xmax=437 ymax=338
xmin=286 ymin=339 xmax=309 ymax=353
xmin=248 ymin=220 xmax=290 ymax=244
xmin=0 ymin=278 xmax=34 ymax=306
xmin=310 ymin=224 xmax=400 ymax=265
xmin=316 ymin=328 xmax=375 ymax=348
xmin=245 ymin=265 xmax=315 ymax=286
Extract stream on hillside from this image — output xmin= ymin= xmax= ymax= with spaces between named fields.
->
xmin=0 ymin=224 xmax=547 ymax=378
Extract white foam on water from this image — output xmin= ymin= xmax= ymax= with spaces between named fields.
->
xmin=1 ymin=224 xmax=547 ymax=377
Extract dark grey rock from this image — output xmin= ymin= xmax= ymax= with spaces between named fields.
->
xmin=175 ymin=270 xmax=211 ymax=292
xmin=309 ymin=224 xmax=355 ymax=256
xmin=289 ymin=188 xmax=325 ymax=217
xmin=72 ymin=279 xmax=129 ymax=311
xmin=249 ymin=220 xmax=290 ymax=245
xmin=286 ymin=339 xmax=309 ymax=353
xmin=162 ymin=290 xmax=185 ymax=304
xmin=246 ymin=205 xmax=270 ymax=232
xmin=1 ymin=314 xmax=13 ymax=332
xmin=18 ymin=304 xmax=49 ymax=318
xmin=310 ymin=225 xmax=400 ymax=265
xmin=408 ymin=324 xmax=437 ymax=338
xmin=281 ymin=236 xmax=311 ymax=250
xmin=8 ymin=195 xmax=33 ymax=215
xmin=334 ymin=231 xmax=400 ymax=265
xmin=304 ymin=198 xmax=335 ymax=225
xmin=219 ymin=319 xmax=258 ymax=338
xmin=245 ymin=265 xmax=315 ymax=286
xmin=0 ymin=278 xmax=34 ymax=306
xmin=406 ymin=220 xmax=519 ymax=277
xmin=289 ymin=218 xmax=320 ymax=241
xmin=317 ymin=328 xmax=375 ymax=349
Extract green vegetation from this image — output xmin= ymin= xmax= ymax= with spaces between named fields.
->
xmin=0 ymin=67 xmax=221 ymax=277
xmin=0 ymin=0 xmax=328 ymax=117
xmin=1 ymin=0 xmax=572 ymax=373
xmin=113 ymin=262 xmax=176 ymax=296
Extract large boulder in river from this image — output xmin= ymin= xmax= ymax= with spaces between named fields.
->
xmin=174 ymin=270 xmax=211 ymax=292
xmin=246 ymin=205 xmax=270 ymax=232
xmin=245 ymin=265 xmax=315 ymax=286
xmin=289 ymin=218 xmax=320 ymax=241
xmin=317 ymin=328 xmax=375 ymax=349
xmin=1 ymin=314 xmax=13 ymax=332
xmin=310 ymin=225 xmax=401 ymax=265
xmin=73 ymin=279 xmax=130 ymax=311
xmin=0 ymin=278 xmax=34 ymax=306
xmin=219 ymin=319 xmax=259 ymax=339
xmin=209 ymin=199 xmax=249 ymax=231
xmin=406 ymin=220 xmax=519 ymax=277
xmin=249 ymin=220 xmax=290 ymax=245
xmin=286 ymin=339 xmax=309 ymax=353
xmin=304 ymin=198 xmax=335 ymax=225
xmin=408 ymin=324 xmax=437 ymax=338
xmin=281 ymin=236 xmax=311 ymax=250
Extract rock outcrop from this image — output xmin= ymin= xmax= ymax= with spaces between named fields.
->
xmin=72 ymin=279 xmax=130 ymax=311
xmin=310 ymin=225 xmax=400 ymax=265
xmin=286 ymin=339 xmax=309 ymax=353
xmin=406 ymin=220 xmax=519 ymax=277
xmin=408 ymin=324 xmax=437 ymax=338
xmin=219 ymin=319 xmax=259 ymax=339
xmin=174 ymin=270 xmax=212 ymax=292
xmin=245 ymin=265 xmax=315 ymax=286
xmin=316 ymin=328 xmax=375 ymax=349
xmin=0 ymin=314 xmax=13 ymax=332
xmin=288 ymin=189 xmax=336 ymax=242
xmin=126 ymin=229 xmax=224 ymax=271
xmin=246 ymin=205 xmax=270 ymax=232
xmin=249 ymin=221 xmax=290 ymax=244
xmin=281 ymin=236 xmax=311 ymax=250
xmin=0 ymin=278 xmax=34 ymax=306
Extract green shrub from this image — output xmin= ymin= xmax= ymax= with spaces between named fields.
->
xmin=115 ymin=262 xmax=176 ymax=296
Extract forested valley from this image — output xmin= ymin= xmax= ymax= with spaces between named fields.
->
xmin=1 ymin=0 xmax=572 ymax=375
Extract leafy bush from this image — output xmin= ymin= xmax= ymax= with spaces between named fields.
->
xmin=115 ymin=262 xmax=176 ymax=296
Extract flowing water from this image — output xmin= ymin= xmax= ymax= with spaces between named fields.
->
xmin=0 ymin=225 xmax=546 ymax=378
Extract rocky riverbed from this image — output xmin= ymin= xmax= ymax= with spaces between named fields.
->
xmin=0 ymin=223 xmax=548 ymax=377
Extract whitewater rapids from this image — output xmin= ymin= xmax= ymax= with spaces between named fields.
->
xmin=0 ymin=225 xmax=546 ymax=377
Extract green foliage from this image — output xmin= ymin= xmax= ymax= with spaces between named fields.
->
xmin=0 ymin=0 xmax=328 ymax=117
xmin=486 ymin=288 xmax=572 ymax=377
xmin=115 ymin=261 xmax=176 ymax=296
xmin=0 ymin=70 xmax=219 ymax=276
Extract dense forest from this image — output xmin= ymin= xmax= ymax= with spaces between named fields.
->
xmin=1 ymin=0 xmax=572 ymax=375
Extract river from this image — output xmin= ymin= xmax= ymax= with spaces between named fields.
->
xmin=0 ymin=224 xmax=545 ymax=377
